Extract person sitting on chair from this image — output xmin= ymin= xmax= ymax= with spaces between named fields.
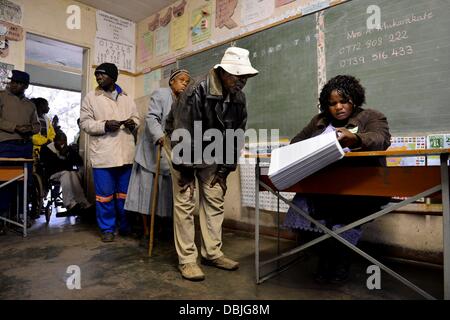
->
xmin=39 ymin=130 xmax=91 ymax=216
xmin=284 ymin=75 xmax=391 ymax=284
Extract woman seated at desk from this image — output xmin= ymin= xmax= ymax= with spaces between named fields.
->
xmin=284 ymin=75 xmax=391 ymax=284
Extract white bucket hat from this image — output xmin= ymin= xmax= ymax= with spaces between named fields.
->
xmin=214 ymin=47 xmax=259 ymax=77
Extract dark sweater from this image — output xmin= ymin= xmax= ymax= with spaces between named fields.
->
xmin=39 ymin=142 xmax=82 ymax=179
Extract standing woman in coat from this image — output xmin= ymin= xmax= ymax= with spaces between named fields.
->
xmin=125 ymin=69 xmax=191 ymax=245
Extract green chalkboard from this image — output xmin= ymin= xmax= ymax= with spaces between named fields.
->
xmin=178 ymin=14 xmax=318 ymax=139
xmin=237 ymin=14 xmax=318 ymax=139
xmin=177 ymin=0 xmax=450 ymax=138
xmin=178 ymin=43 xmax=231 ymax=81
xmin=325 ymin=0 xmax=450 ymax=134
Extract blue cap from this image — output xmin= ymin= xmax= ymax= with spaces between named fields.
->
xmin=9 ymin=70 xmax=30 ymax=84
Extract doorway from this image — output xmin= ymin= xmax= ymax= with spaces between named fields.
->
xmin=25 ymin=33 xmax=84 ymax=142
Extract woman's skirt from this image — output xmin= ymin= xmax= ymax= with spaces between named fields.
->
xmin=282 ymin=193 xmax=388 ymax=246
xmin=125 ymin=162 xmax=173 ymax=218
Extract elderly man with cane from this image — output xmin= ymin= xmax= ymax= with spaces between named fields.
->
xmin=165 ymin=47 xmax=259 ymax=281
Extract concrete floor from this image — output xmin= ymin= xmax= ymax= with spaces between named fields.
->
xmin=0 ymin=214 xmax=444 ymax=300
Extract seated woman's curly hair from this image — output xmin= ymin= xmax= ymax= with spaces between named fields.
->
xmin=319 ymin=75 xmax=366 ymax=113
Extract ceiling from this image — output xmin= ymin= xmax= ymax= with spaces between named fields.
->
xmin=76 ymin=0 xmax=179 ymax=22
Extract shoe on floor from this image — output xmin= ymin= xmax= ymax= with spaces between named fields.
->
xmin=178 ymin=262 xmax=205 ymax=281
xmin=56 ymin=203 xmax=82 ymax=217
xmin=101 ymin=232 xmax=115 ymax=243
xmin=201 ymin=256 xmax=239 ymax=271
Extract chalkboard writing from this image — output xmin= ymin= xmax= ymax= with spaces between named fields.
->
xmin=177 ymin=0 xmax=450 ymax=137
xmin=325 ymin=0 xmax=450 ymax=134
xmin=237 ymin=13 xmax=318 ymax=138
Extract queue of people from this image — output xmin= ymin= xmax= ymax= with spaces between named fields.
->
xmin=1 ymin=47 xmax=391 ymax=284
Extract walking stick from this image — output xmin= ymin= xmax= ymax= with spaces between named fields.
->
xmin=148 ymin=144 xmax=162 ymax=256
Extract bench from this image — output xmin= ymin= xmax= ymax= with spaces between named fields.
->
xmin=254 ymin=148 xmax=450 ymax=300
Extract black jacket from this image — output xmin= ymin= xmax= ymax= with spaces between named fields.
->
xmin=291 ymin=107 xmax=392 ymax=224
xmin=291 ymin=107 xmax=391 ymax=166
xmin=39 ymin=143 xmax=82 ymax=180
xmin=165 ymin=68 xmax=247 ymax=174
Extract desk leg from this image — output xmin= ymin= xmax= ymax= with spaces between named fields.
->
xmin=441 ymin=154 xmax=450 ymax=299
xmin=23 ymin=163 xmax=27 ymax=238
xmin=255 ymin=160 xmax=260 ymax=284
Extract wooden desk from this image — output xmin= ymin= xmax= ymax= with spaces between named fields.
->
xmin=0 ymin=158 xmax=34 ymax=237
xmin=254 ymin=149 xmax=450 ymax=300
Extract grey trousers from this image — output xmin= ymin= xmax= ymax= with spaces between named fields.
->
xmin=50 ymin=171 xmax=91 ymax=209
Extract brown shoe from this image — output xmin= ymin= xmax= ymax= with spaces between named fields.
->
xmin=201 ymin=256 xmax=239 ymax=271
xmin=178 ymin=262 xmax=205 ymax=281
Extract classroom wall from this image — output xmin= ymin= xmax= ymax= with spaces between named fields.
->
xmin=134 ymin=0 xmax=344 ymax=98
xmin=2 ymin=0 xmax=442 ymax=262
xmin=132 ymin=0 xmax=445 ymax=263
xmin=2 ymin=0 xmax=135 ymax=97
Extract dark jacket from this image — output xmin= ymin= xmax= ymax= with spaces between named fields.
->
xmin=291 ymin=107 xmax=391 ymax=166
xmin=291 ymin=107 xmax=392 ymax=224
xmin=39 ymin=142 xmax=82 ymax=180
xmin=165 ymin=68 xmax=247 ymax=174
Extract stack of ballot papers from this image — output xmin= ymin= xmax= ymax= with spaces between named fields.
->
xmin=268 ymin=131 xmax=345 ymax=190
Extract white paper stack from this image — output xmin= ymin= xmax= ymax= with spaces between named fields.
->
xmin=268 ymin=131 xmax=345 ymax=190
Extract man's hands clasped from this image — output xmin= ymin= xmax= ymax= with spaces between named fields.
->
xmin=105 ymin=119 xmax=136 ymax=133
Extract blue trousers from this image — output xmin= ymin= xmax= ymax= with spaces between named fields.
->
xmin=0 ymin=140 xmax=33 ymax=214
xmin=93 ymin=165 xmax=132 ymax=234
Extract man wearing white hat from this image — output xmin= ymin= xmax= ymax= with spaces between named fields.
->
xmin=165 ymin=47 xmax=258 ymax=281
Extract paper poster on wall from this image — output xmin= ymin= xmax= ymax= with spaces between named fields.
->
xmin=0 ymin=20 xmax=23 ymax=41
xmin=427 ymin=134 xmax=450 ymax=166
xmin=0 ymin=61 xmax=13 ymax=90
xmin=216 ymin=0 xmax=238 ymax=29
xmin=95 ymin=10 xmax=136 ymax=72
xmin=95 ymin=37 xmax=134 ymax=73
xmin=301 ymin=0 xmax=330 ymax=16
xmin=275 ymin=0 xmax=296 ymax=7
xmin=0 ymin=37 xmax=8 ymax=57
xmin=241 ymin=0 xmax=274 ymax=26
xmin=143 ymin=69 xmax=162 ymax=96
xmin=170 ymin=13 xmax=188 ymax=51
xmin=96 ymin=10 xmax=135 ymax=44
xmin=191 ymin=4 xmax=212 ymax=44
xmin=0 ymin=0 xmax=22 ymax=25
xmin=239 ymin=160 xmax=294 ymax=212
xmin=139 ymin=31 xmax=153 ymax=63
xmin=155 ymin=25 xmax=169 ymax=56
xmin=387 ymin=136 xmax=426 ymax=167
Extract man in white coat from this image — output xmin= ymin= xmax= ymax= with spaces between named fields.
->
xmin=80 ymin=63 xmax=140 ymax=242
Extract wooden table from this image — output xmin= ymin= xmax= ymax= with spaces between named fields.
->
xmin=253 ymin=149 xmax=450 ymax=300
xmin=0 ymin=158 xmax=34 ymax=237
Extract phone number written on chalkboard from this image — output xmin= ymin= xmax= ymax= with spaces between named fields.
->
xmin=337 ymin=30 xmax=415 ymax=68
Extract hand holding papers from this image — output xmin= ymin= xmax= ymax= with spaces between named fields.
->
xmin=268 ymin=131 xmax=344 ymax=190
